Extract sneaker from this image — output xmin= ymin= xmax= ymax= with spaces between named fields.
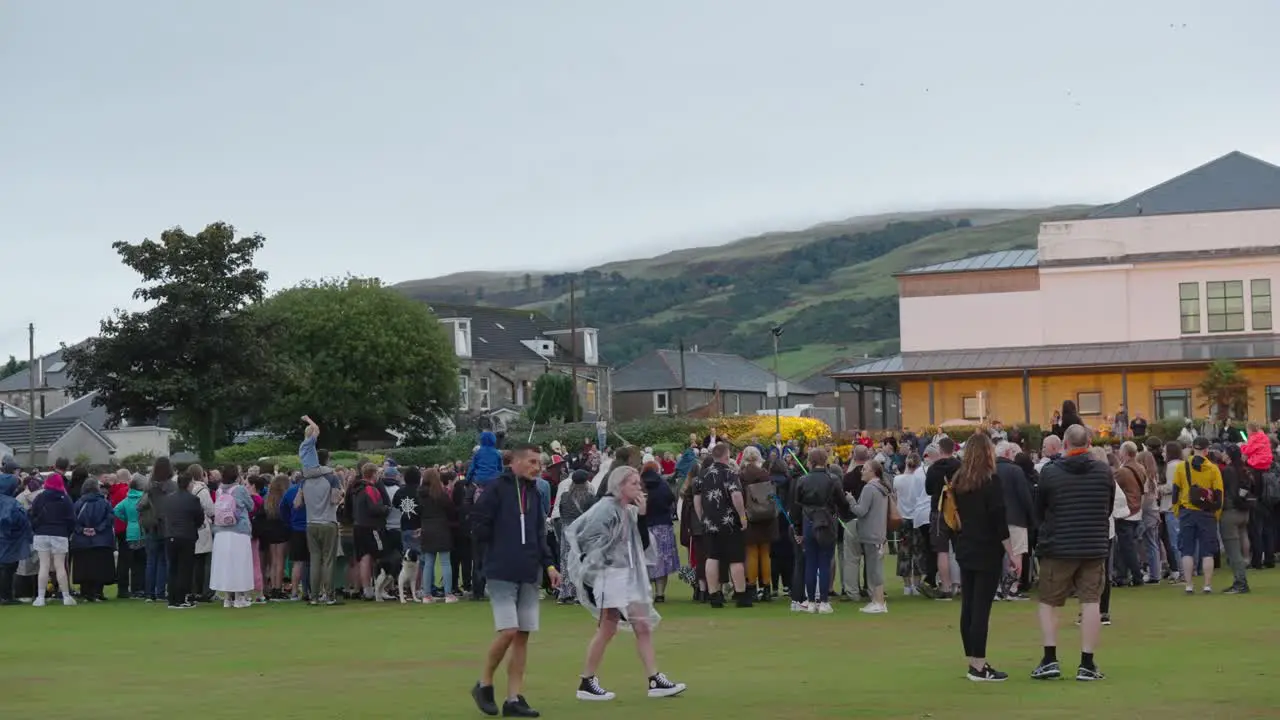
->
xmin=444 ymin=594 xmax=460 ymax=604
xmin=32 ymin=597 xmax=46 ymax=608
xmin=859 ymin=602 xmax=887 ymax=614
xmin=1184 ymin=586 xmax=1194 ymax=595
xmin=647 ymin=672 xmax=687 ymax=698
xmin=471 ymin=683 xmax=499 ymax=716
xmin=1224 ymin=584 xmax=1250 ymax=595
xmin=1202 ymin=586 xmax=1212 ymax=594
xmin=790 ymin=601 xmax=807 ymax=613
xmin=1008 ymin=592 xmax=1030 ymax=601
xmin=967 ymin=664 xmax=1009 ymax=682
xmin=168 ymin=602 xmax=195 ymax=610
xmin=233 ymin=599 xmax=252 ymax=609
xmin=1076 ymin=665 xmax=1106 ymax=682
xmin=62 ymin=595 xmax=76 ymax=607
xmin=501 ymin=695 xmax=540 ymax=717
xmin=1101 ymin=613 xmax=1112 ymax=626
xmin=817 ymin=602 xmax=834 ymax=614
xmin=325 ymin=595 xmax=341 ymax=606
xmin=576 ymin=675 xmax=616 ymax=701
xmin=1031 ymin=661 xmax=1062 ymax=680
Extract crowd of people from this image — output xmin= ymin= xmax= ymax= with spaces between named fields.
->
xmin=2 ymin=407 xmax=1278 ymax=710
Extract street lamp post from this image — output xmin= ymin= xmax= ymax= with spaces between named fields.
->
xmin=770 ymin=325 xmax=784 ymax=435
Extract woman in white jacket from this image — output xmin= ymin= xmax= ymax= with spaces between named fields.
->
xmin=188 ymin=464 xmax=216 ymax=602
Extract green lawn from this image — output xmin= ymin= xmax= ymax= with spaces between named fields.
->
xmin=5 ymin=562 xmax=1279 ymax=719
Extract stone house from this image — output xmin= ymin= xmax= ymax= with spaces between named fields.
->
xmin=611 ymin=348 xmax=817 ymax=421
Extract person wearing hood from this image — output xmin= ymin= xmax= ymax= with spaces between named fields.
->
xmin=554 ymin=470 xmax=595 ymax=604
xmin=112 ymin=474 xmax=148 ymax=599
xmin=0 ymin=468 xmax=33 ymax=605
xmin=641 ymin=457 xmax=679 ymax=603
xmin=30 ymin=471 xmax=76 ymax=606
xmin=70 ymin=477 xmax=117 ymax=602
xmin=1031 ymin=425 xmax=1115 ymax=683
xmin=467 ymin=431 xmax=504 ymax=486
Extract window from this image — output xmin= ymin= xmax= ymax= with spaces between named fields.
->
xmin=1206 ymin=280 xmax=1245 ymax=332
xmin=1179 ymin=282 xmax=1200 ymax=334
xmin=583 ymin=380 xmax=597 ymax=413
xmin=1154 ymin=389 xmax=1192 ymax=420
xmin=458 ymin=374 xmax=470 ymax=410
xmin=653 ymin=391 xmax=669 ymax=414
xmin=727 ymin=393 xmax=741 ymax=415
xmin=1252 ymin=279 xmax=1272 ymax=331
xmin=477 ymin=376 xmax=490 ymax=411
xmin=1076 ymin=391 xmax=1102 ymax=416
xmin=1267 ymin=386 xmax=1280 ymax=424
xmin=962 ymin=396 xmax=981 ymax=421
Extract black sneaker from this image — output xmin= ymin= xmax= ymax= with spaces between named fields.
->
xmin=471 ymin=683 xmax=499 ymax=716
xmin=647 ymin=672 xmax=687 ymax=697
xmin=1101 ymin=613 xmax=1112 ymax=626
xmin=1031 ymin=661 xmax=1062 ymax=680
xmin=501 ymin=695 xmax=540 ymax=717
xmin=1224 ymin=584 xmax=1251 ymax=595
xmin=576 ymin=675 xmax=616 ymax=701
xmin=967 ymin=664 xmax=1009 ymax=682
xmin=1076 ymin=665 xmax=1106 ymax=682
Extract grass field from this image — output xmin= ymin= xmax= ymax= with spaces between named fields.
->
xmin=6 ymin=559 xmax=1279 ymax=720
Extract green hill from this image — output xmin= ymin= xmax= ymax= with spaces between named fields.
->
xmin=394 ymin=205 xmax=1093 ymax=375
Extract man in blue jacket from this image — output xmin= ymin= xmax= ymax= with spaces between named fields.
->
xmin=470 ymin=443 xmax=560 ymax=718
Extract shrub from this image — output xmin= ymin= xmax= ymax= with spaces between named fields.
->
xmin=726 ymin=416 xmax=832 ymax=446
xmin=1012 ymin=424 xmax=1044 ymax=452
xmin=118 ymin=452 xmax=158 ymax=471
xmin=215 ymin=437 xmax=296 ymax=465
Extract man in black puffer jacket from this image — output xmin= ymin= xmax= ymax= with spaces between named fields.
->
xmin=1031 ymin=424 xmax=1115 ymax=684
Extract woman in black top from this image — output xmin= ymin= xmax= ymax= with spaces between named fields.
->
xmin=952 ymin=432 xmax=1018 ymax=682
xmin=1055 ymin=400 xmax=1084 ymax=439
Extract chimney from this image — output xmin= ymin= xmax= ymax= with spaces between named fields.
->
xmin=38 ymin=357 xmax=45 ymax=388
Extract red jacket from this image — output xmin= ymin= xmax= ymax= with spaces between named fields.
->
xmin=108 ymin=480 xmax=130 ymax=535
xmin=1241 ymin=431 xmax=1274 ymax=471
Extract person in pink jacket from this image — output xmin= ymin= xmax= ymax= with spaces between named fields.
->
xmin=1240 ymin=422 xmax=1274 ymax=471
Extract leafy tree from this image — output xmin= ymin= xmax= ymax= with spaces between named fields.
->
xmin=1197 ymin=359 xmax=1250 ymax=422
xmin=530 ymin=372 xmax=578 ymax=424
xmin=0 ymin=356 xmax=28 ymax=381
xmin=63 ymin=222 xmax=270 ymax=463
xmin=251 ymin=277 xmax=459 ymax=447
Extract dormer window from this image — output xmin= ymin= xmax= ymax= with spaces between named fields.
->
xmin=582 ymin=329 xmax=599 ymax=366
xmin=440 ymin=318 xmax=473 ymax=358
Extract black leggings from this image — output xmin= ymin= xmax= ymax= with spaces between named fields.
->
xmin=1100 ymin=541 xmax=1113 ymax=614
xmin=191 ymin=553 xmax=210 ymax=597
xmin=959 ymin=568 xmax=1000 ymax=660
xmin=0 ymin=562 xmax=16 ymax=602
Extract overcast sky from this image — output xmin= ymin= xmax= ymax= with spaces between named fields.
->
xmin=3 ymin=1 xmax=1279 ymax=360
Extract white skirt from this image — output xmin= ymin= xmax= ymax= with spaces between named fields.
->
xmin=210 ymin=532 xmax=255 ymax=592
xmin=597 ymin=568 xmax=634 ymax=610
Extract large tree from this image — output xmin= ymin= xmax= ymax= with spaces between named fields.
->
xmin=64 ymin=223 xmax=270 ymax=462
xmin=251 ymin=277 xmax=459 ymax=446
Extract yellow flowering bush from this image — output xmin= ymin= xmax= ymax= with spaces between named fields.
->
xmin=717 ymin=415 xmax=832 ymax=446
xmin=833 ymin=444 xmax=854 ymax=463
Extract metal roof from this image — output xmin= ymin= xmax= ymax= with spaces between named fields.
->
xmin=614 ymin=349 xmax=818 ymax=395
xmin=1089 ymin=151 xmax=1280 ymax=219
xmin=831 ymin=333 xmax=1280 ymax=379
xmin=0 ymin=417 xmax=81 ymax=450
xmin=898 ymin=249 xmax=1038 ymax=276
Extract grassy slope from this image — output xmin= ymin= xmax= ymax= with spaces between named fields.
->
xmin=6 ymin=560 xmax=1279 ymax=719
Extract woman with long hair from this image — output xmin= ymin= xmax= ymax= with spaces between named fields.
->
xmin=557 ymin=470 xmax=596 ymax=604
xmin=209 ymin=465 xmax=256 ymax=608
xmin=417 ymin=468 xmax=458 ymax=602
xmin=262 ymin=474 xmax=291 ymax=600
xmin=1218 ymin=445 xmax=1252 ymax=594
xmin=566 ymin=466 xmax=686 ymax=701
xmin=1136 ymin=450 xmax=1163 ymax=583
xmin=735 ymin=446 xmax=775 ymax=602
xmin=677 ymin=466 xmax=707 ymax=602
xmin=950 ymin=432 xmax=1017 ymax=682
xmin=1058 ymin=400 xmax=1084 ymax=439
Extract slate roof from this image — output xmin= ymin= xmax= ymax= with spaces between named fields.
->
xmin=425 ymin=303 xmax=592 ymax=364
xmin=0 ymin=344 xmax=86 ymax=393
xmin=614 ymin=349 xmax=818 ymax=395
xmin=0 ymin=416 xmax=82 ymax=450
xmin=831 ymin=333 xmax=1280 ymax=379
xmin=46 ymin=391 xmax=110 ymax=431
xmin=1089 ymin=151 xmax=1280 ymax=220
xmin=898 ymin=249 xmax=1038 ymax=276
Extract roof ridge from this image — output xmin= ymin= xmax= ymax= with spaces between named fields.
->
xmin=1087 ymin=150 xmax=1278 ymax=219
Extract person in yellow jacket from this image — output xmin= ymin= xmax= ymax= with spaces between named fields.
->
xmin=1172 ymin=437 xmax=1224 ymax=594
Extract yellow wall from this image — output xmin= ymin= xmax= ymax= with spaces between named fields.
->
xmin=901 ymin=366 xmax=1280 ymax=429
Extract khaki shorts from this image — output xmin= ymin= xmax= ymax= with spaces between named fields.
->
xmin=1008 ymin=526 xmax=1028 ymax=556
xmin=1038 ymin=557 xmax=1106 ymax=607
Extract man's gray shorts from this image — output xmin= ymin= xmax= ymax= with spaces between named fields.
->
xmin=488 ymin=580 xmax=540 ymax=632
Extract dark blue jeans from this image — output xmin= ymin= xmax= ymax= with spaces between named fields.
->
xmin=803 ymin=527 xmax=836 ymax=603
xmin=144 ymin=535 xmax=168 ymax=599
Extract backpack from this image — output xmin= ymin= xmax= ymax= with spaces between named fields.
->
xmin=250 ymin=499 xmax=267 ymax=539
xmin=884 ymin=484 xmax=903 ymax=532
xmin=137 ymin=492 xmax=159 ymax=534
xmin=940 ymin=483 xmax=961 ymax=533
xmin=1261 ymin=463 xmax=1280 ymax=508
xmin=214 ymin=488 xmax=239 ymax=527
xmin=803 ymin=505 xmax=836 ymax=548
xmin=745 ymin=482 xmax=777 ymax=523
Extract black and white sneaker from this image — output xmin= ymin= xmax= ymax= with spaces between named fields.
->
xmin=576 ymin=676 xmax=616 ymax=701
xmin=647 ymin=672 xmax=686 ymax=698
xmin=967 ymin=664 xmax=1009 ymax=682
xmin=1076 ymin=665 xmax=1106 ymax=682
xmin=1031 ymin=661 xmax=1062 ymax=680
xmin=1101 ymin=613 xmax=1112 ymax=626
